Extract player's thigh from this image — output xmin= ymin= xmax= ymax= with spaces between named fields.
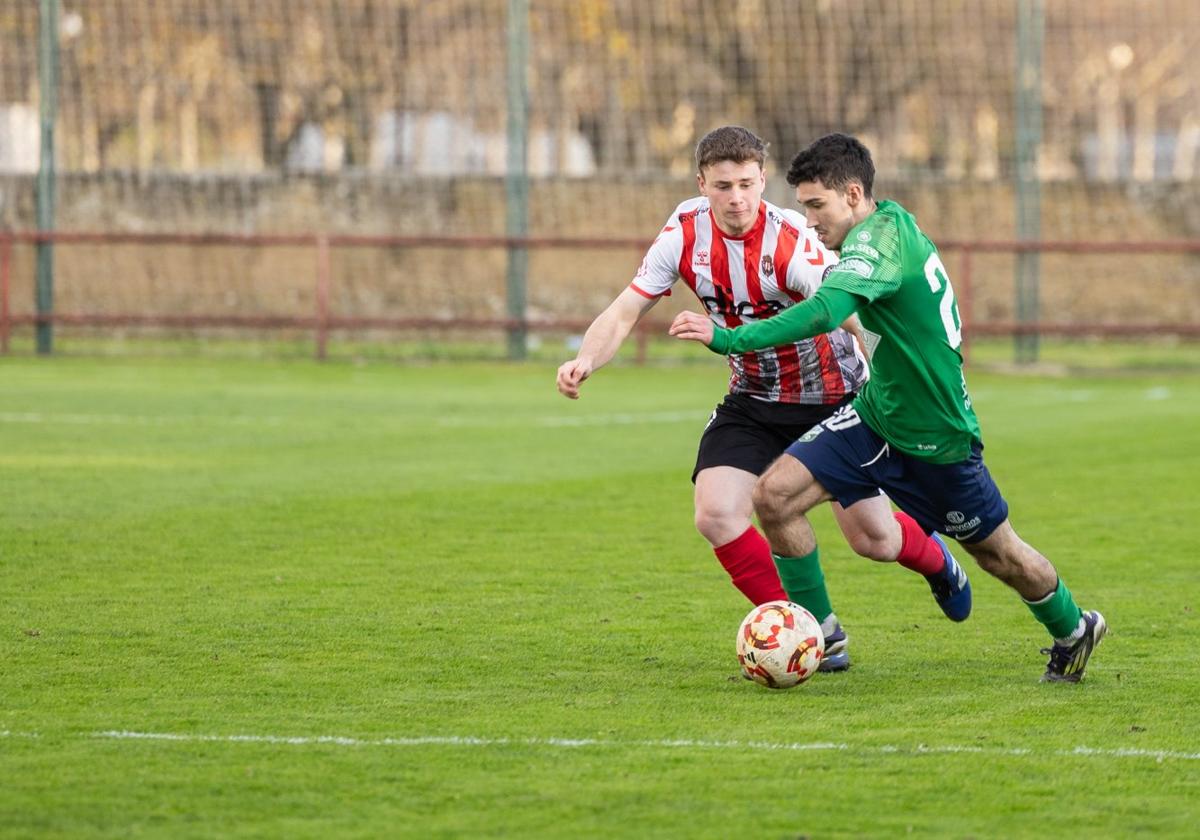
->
xmin=831 ymin=495 xmax=900 ymax=557
xmin=694 ymin=465 xmax=758 ymax=521
xmin=754 ymin=452 xmax=832 ymax=516
xmin=781 ymin=403 xmax=884 ymax=511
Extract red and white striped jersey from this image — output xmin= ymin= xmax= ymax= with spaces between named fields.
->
xmin=630 ymin=196 xmax=868 ymax=405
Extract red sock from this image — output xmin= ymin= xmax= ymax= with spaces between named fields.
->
xmin=714 ymin=526 xmax=788 ymax=605
xmin=893 ymin=511 xmax=946 ymax=576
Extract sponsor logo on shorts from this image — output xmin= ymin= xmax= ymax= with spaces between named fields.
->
xmin=943 ymin=512 xmax=982 ymax=535
xmin=798 ymin=425 xmax=824 ymax=443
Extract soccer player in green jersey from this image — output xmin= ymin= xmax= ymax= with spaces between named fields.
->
xmin=670 ymin=133 xmax=1106 ymax=682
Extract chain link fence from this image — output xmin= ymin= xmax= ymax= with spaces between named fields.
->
xmin=0 ymin=1 xmax=1198 ymax=359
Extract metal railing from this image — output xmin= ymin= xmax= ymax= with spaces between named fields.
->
xmin=2 ymin=231 xmax=1198 ymax=360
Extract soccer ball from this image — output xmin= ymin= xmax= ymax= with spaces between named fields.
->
xmin=736 ymin=600 xmax=825 ymax=689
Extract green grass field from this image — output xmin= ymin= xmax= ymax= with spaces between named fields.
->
xmin=2 ymin=355 xmax=1199 ymax=837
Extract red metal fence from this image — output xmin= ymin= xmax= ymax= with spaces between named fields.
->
xmin=2 ymin=231 xmax=1199 ymax=359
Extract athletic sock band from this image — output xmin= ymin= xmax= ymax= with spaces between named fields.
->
xmin=893 ymin=511 xmax=946 ymax=576
xmin=713 ymin=525 xmax=788 ymax=605
xmin=1024 ymin=578 xmax=1084 ymax=641
xmin=774 ymin=548 xmax=834 ymax=624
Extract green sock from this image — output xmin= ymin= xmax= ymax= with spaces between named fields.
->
xmin=774 ymin=548 xmax=834 ymax=624
xmin=1024 ymin=578 xmax=1084 ymax=640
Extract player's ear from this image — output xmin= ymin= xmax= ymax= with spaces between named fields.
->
xmin=846 ymin=181 xmax=864 ymax=207
xmin=696 ymin=171 xmax=706 ymax=195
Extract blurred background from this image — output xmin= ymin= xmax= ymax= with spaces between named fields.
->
xmin=0 ymin=0 xmax=1197 ymax=364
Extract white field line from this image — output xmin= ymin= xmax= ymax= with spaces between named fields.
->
xmin=437 ymin=410 xmax=701 ymax=429
xmin=440 ymin=387 xmax=1178 ymax=429
xmin=0 ymin=410 xmax=701 ymax=430
xmin=0 ymin=411 xmax=282 ymax=427
xmin=970 ymin=387 xmax=1172 ymax=405
xmin=1 ymin=730 xmax=1173 ymax=763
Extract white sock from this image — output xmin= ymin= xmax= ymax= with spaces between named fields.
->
xmin=820 ymin=613 xmax=840 ymax=637
xmin=1054 ymin=616 xmax=1086 ymax=646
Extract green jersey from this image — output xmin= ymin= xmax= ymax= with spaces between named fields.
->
xmin=710 ymin=200 xmax=980 ymax=464
xmin=824 ymin=200 xmax=980 ymax=463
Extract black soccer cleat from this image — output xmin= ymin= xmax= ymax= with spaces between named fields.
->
xmin=1041 ymin=610 xmax=1107 ymax=683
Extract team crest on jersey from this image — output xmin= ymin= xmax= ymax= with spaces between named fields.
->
xmin=695 ymin=250 xmax=710 ymax=267
xmin=760 ymin=254 xmax=774 ymax=277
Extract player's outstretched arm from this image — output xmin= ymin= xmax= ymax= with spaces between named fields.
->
xmin=670 ymin=285 xmax=861 ymax=355
xmin=556 ymin=287 xmax=657 ymax=399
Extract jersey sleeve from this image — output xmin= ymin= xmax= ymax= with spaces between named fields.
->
xmin=819 ymin=213 xmax=903 ymax=303
xmin=709 ymin=285 xmax=861 ymax=355
xmin=629 ymin=224 xmax=682 ymax=299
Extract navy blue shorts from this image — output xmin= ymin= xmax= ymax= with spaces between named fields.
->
xmin=783 ymin=404 xmax=1009 ymax=543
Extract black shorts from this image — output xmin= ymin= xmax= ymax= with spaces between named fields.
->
xmin=692 ymin=392 xmax=856 ymax=482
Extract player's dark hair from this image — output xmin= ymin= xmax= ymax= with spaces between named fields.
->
xmin=786 ymin=133 xmax=874 ymax=198
xmin=695 ymin=126 xmax=768 ymax=172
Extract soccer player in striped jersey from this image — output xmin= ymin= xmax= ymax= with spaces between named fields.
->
xmin=557 ymin=126 xmax=968 ymax=671
xmin=670 ymin=133 xmax=1105 ymax=682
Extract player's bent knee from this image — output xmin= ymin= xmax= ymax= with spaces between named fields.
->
xmin=694 ymin=507 xmax=750 ymax=546
xmin=750 ymin=478 xmax=787 ymax=522
xmin=753 ymin=461 xmax=819 ymax=524
xmin=845 ymin=531 xmax=887 ymax=560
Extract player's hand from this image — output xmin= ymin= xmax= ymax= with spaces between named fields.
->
xmin=668 ymin=311 xmax=714 ymax=345
xmin=556 ymin=358 xmax=593 ymax=399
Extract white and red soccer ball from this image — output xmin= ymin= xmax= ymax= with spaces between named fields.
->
xmin=736 ymin=600 xmax=825 ymax=688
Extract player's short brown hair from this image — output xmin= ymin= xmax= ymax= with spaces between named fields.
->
xmin=695 ymin=126 xmax=768 ymax=172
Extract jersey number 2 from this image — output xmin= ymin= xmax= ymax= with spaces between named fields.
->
xmin=923 ymin=254 xmax=962 ymax=349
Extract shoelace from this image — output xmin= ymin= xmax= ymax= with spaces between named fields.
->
xmin=927 ymin=575 xmax=952 ymax=600
xmin=1039 ymin=643 xmax=1074 ymax=673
